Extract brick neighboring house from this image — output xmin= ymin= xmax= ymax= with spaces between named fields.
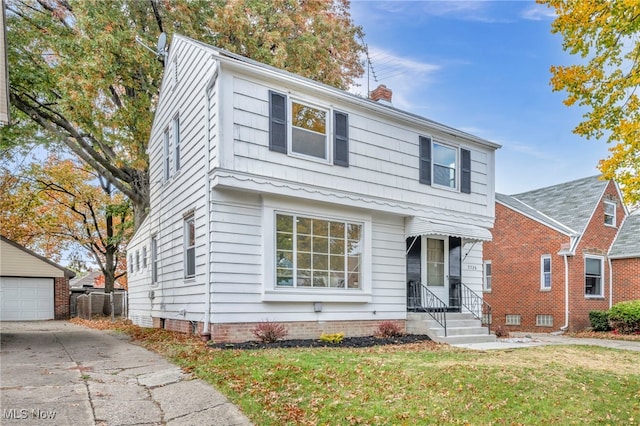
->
xmin=609 ymin=211 xmax=640 ymax=303
xmin=483 ymin=175 xmax=632 ymax=332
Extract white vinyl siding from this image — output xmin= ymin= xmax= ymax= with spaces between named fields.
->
xmin=228 ymin=75 xmax=496 ymax=225
xmin=163 ymin=128 xmax=170 ymax=181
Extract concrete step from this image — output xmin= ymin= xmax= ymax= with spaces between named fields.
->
xmin=437 ymin=334 xmax=497 ymax=345
xmin=406 ymin=311 xmax=494 ymax=345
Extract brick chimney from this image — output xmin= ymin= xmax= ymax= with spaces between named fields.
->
xmin=369 ymin=84 xmax=392 ymax=103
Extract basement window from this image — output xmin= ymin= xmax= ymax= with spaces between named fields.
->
xmin=505 ymin=314 xmax=521 ymax=326
xmin=536 ymin=315 xmax=553 ymax=327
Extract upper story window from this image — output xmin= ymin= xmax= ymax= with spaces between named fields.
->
xmin=585 ymin=256 xmax=604 ymax=297
xmin=275 ymin=213 xmax=362 ymax=289
xmin=433 ymin=143 xmax=457 ymax=188
xmin=419 ymin=136 xmax=471 ymax=194
xmin=142 ymin=246 xmax=147 ymax=269
xmin=291 ymin=101 xmax=327 ymax=160
xmin=483 ymin=260 xmax=492 ymax=292
xmin=173 ymin=115 xmax=181 ymax=172
xmin=269 ymin=90 xmax=349 ymax=167
xmin=163 ymin=128 xmax=170 ymax=182
xmin=540 ymin=255 xmax=551 ymax=290
xmin=604 ymin=201 xmax=616 ymax=227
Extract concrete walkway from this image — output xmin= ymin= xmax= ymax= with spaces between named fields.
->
xmin=453 ymin=331 xmax=640 ymax=351
xmin=0 ymin=321 xmax=253 ymax=426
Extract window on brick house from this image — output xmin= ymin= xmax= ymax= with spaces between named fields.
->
xmin=540 ymin=255 xmax=551 ymax=290
xmin=604 ymin=201 xmax=616 ymax=227
xmin=536 ymin=315 xmax=553 ymax=327
xmin=505 ymin=314 xmax=521 ymax=325
xmin=585 ymin=256 xmax=604 ymax=297
xmin=483 ymin=261 xmax=492 ymax=292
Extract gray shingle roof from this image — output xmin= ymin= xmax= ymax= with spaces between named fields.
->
xmin=496 ymin=193 xmax=576 ymax=235
xmin=506 ymin=175 xmax=608 ymax=235
xmin=609 ymin=211 xmax=640 ymax=258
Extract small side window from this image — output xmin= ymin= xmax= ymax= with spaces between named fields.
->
xmin=604 ymin=201 xmax=616 ymax=227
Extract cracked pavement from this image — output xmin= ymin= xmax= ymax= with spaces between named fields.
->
xmin=0 ymin=321 xmax=253 ymax=425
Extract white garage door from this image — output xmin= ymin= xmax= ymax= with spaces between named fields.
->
xmin=0 ymin=277 xmax=55 ymax=320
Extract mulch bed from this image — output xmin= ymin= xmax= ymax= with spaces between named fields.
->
xmin=208 ymin=334 xmax=431 ymax=350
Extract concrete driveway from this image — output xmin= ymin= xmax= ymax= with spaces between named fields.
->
xmin=0 ymin=321 xmax=253 ymax=426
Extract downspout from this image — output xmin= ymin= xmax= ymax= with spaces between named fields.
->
xmin=608 ymin=257 xmax=613 ymax=309
xmin=560 ymin=253 xmax=569 ymax=332
xmin=201 ymin=59 xmax=218 ymax=341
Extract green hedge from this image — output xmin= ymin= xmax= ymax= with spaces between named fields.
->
xmin=589 ymin=310 xmax=611 ymax=332
xmin=608 ymin=300 xmax=640 ymax=334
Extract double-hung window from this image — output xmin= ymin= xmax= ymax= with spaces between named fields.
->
xmin=275 ymin=213 xmax=362 ymax=289
xmin=173 ymin=115 xmax=181 ymax=172
xmin=184 ymin=216 xmax=196 ymax=278
xmin=419 ymin=136 xmax=471 ymax=193
xmin=151 ymin=236 xmax=158 ymax=284
xmin=269 ymin=91 xmax=349 ymax=166
xmin=483 ymin=261 xmax=492 ymax=292
xmin=604 ymin=201 xmax=616 ymax=227
xmin=540 ymin=255 xmax=551 ymax=290
xmin=585 ymin=256 xmax=604 ymax=297
xmin=163 ymin=128 xmax=170 ymax=181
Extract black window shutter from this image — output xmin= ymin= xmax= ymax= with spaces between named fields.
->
xmin=419 ymin=136 xmax=432 ymax=185
xmin=461 ymin=148 xmax=471 ymax=194
xmin=269 ymin=90 xmax=287 ymax=153
xmin=333 ymin=111 xmax=349 ymax=167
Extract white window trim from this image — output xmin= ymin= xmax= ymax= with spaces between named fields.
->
xmin=505 ymin=314 xmax=521 ymax=326
xmin=163 ymin=128 xmax=170 ymax=182
xmin=151 ymin=236 xmax=158 ymax=286
xmin=431 ymin=141 xmax=459 ymax=191
xmin=604 ymin=200 xmax=616 ymax=227
xmin=483 ymin=260 xmax=492 ymax=292
xmin=184 ymin=215 xmax=196 ymax=279
xmin=262 ymin=197 xmax=372 ymax=303
xmin=540 ymin=255 xmax=551 ymax=290
xmin=584 ymin=255 xmax=604 ymax=298
xmin=173 ymin=114 xmax=181 ymax=173
xmin=536 ymin=314 xmax=553 ymax=327
xmin=288 ymin=97 xmax=333 ymax=164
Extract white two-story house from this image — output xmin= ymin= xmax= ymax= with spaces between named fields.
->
xmin=127 ymin=35 xmax=500 ymax=343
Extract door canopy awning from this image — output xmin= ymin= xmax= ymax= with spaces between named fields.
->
xmin=405 ymin=217 xmax=492 ymax=242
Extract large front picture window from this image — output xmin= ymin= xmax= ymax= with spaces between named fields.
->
xmin=276 ymin=213 xmax=361 ymax=289
xmin=291 ymin=101 xmax=327 ymax=160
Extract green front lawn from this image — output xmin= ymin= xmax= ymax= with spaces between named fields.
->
xmin=76 ymin=319 xmax=640 ymax=425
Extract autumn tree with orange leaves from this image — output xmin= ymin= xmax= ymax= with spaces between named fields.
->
xmin=2 ymin=0 xmax=365 ymax=230
xmin=1 ymin=156 xmax=130 ymax=295
xmin=541 ymin=0 xmax=640 ymax=205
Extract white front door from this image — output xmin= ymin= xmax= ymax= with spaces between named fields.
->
xmin=422 ymin=236 xmax=449 ymax=305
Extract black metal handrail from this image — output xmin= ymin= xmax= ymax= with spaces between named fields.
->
xmin=407 ymin=280 xmax=448 ymax=336
xmin=460 ymin=283 xmax=492 ymax=332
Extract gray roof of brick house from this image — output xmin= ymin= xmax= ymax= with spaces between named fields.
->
xmin=498 ymin=175 xmax=608 ymax=236
xmin=609 ymin=211 xmax=640 ymax=259
xmin=495 ymin=193 xmax=577 ymax=235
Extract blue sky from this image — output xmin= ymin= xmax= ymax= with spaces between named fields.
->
xmin=349 ymin=1 xmax=610 ymax=195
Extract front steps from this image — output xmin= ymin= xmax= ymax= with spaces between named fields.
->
xmin=406 ymin=312 xmax=496 ymax=345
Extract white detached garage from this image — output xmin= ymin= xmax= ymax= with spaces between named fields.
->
xmin=0 ymin=236 xmax=75 ymax=320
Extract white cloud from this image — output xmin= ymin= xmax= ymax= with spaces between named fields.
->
xmin=521 ymin=4 xmax=556 ymax=21
xmin=349 ymin=46 xmax=441 ymax=111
